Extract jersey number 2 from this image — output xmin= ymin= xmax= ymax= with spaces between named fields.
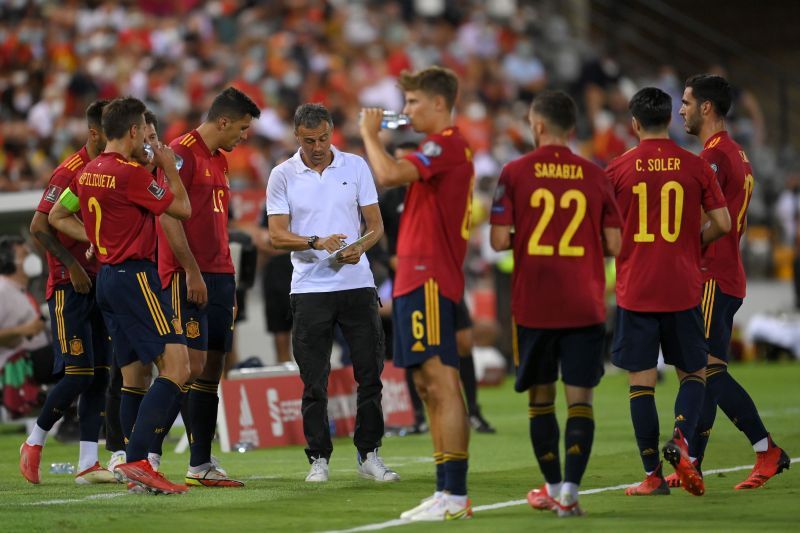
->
xmin=87 ymin=197 xmax=108 ymax=255
xmin=527 ymin=188 xmax=586 ymax=257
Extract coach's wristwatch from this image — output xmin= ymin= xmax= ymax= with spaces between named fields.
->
xmin=307 ymin=235 xmax=319 ymax=250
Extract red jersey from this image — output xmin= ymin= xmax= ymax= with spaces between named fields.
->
xmin=490 ymin=145 xmax=623 ymax=328
xmin=700 ymin=131 xmax=752 ymax=298
xmin=36 ymin=147 xmax=99 ymax=300
xmin=69 ymin=152 xmax=175 ymax=265
xmin=394 ymin=126 xmax=473 ymax=302
xmin=157 ymin=130 xmax=233 ymax=287
xmin=606 ymin=139 xmax=727 ymax=312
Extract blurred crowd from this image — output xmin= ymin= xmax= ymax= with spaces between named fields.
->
xmin=0 ymin=0 xmax=793 ymax=306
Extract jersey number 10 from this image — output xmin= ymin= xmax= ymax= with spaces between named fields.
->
xmin=631 ymin=181 xmax=683 ymax=243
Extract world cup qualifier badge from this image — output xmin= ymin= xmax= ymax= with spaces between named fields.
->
xmin=69 ymin=338 xmax=84 ymax=356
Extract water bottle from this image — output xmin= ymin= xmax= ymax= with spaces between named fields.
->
xmin=144 ymin=143 xmax=184 ymax=170
xmin=234 ymin=441 xmax=255 ymax=453
xmin=360 ymin=110 xmax=411 ymax=130
xmin=49 ymin=462 xmax=75 ymax=474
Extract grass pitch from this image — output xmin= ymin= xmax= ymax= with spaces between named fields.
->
xmin=1 ymin=362 xmax=797 ymax=532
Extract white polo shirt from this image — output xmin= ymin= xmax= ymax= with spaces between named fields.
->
xmin=266 ymin=146 xmax=378 ymax=294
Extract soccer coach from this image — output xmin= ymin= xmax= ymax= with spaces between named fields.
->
xmin=267 ymin=103 xmax=399 ymax=484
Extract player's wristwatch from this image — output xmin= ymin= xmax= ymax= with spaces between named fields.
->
xmin=307 ymin=235 xmax=319 ymax=250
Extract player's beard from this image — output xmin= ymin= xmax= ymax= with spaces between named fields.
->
xmin=684 ymin=112 xmax=701 ymax=136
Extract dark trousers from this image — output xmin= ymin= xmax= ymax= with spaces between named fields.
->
xmin=290 ymin=287 xmax=385 ymax=462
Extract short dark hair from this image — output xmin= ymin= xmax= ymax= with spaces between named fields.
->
xmin=101 ymin=96 xmax=147 ymax=140
xmin=207 ymin=87 xmax=261 ymax=121
xmin=629 ymin=87 xmax=672 ymax=130
xmin=398 ymin=66 xmax=459 ymax=110
xmin=293 ymin=103 xmax=332 ymax=131
xmin=685 ymin=74 xmax=732 ymax=117
xmin=86 ymin=99 xmax=109 ymax=129
xmin=530 ymin=90 xmax=577 ymax=132
xmin=144 ymin=110 xmax=158 ymax=130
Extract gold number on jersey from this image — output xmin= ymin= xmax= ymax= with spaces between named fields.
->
xmin=559 ymin=190 xmax=587 ymax=256
xmin=411 ymin=310 xmax=424 ymax=340
xmin=87 ymin=196 xmax=108 ymax=255
xmin=212 ymin=188 xmax=225 ymax=213
xmin=528 ymin=189 xmax=556 ymax=256
xmin=660 ymin=181 xmax=684 ymax=242
xmin=460 ymin=175 xmax=475 ymax=240
xmin=527 ymin=188 xmax=587 ymax=257
xmin=632 ymin=183 xmax=655 ymax=242
xmin=737 ymin=173 xmax=754 ymax=232
xmin=632 ymin=180 xmax=684 ymax=243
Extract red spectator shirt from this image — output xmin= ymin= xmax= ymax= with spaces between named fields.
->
xmin=491 ymin=145 xmax=623 ymax=328
xmin=700 ymin=131 xmax=753 ymax=298
xmin=394 ymin=127 xmax=473 ymax=303
xmin=156 ymin=130 xmax=233 ymax=288
xmin=69 ymin=152 xmax=174 ymax=265
xmin=36 ymin=147 xmax=98 ymax=300
xmin=606 ymin=139 xmax=727 ymax=312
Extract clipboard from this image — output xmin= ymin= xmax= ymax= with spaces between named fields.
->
xmin=321 ymin=230 xmax=374 ymax=264
xmin=296 ymin=231 xmax=374 ymax=282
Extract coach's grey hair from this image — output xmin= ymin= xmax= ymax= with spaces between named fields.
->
xmin=294 ymin=103 xmax=333 ymax=131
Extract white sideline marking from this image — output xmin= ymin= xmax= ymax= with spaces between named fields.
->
xmin=21 ymin=492 xmax=127 ymax=506
xmin=319 ymin=457 xmax=799 ymax=533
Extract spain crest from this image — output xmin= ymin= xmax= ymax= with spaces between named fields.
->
xmin=186 ymin=320 xmax=200 ymax=339
xmin=69 ymin=338 xmax=84 ymax=356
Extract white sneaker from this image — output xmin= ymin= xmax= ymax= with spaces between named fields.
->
xmin=358 ymin=449 xmax=400 ymax=482
xmin=108 ymin=451 xmax=126 ymax=482
xmin=305 ymin=457 xmax=329 ymax=482
xmin=409 ymin=494 xmax=473 ymax=521
xmin=400 ymin=493 xmax=441 ymax=520
xmin=210 ymin=455 xmax=228 ymax=477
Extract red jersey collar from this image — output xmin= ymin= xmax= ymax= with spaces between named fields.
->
xmin=534 ymin=144 xmax=572 ymax=156
xmin=189 ymin=129 xmax=214 ymax=157
xmin=704 ymin=130 xmax=729 ymax=150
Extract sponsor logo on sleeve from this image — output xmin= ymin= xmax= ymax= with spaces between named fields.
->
xmin=148 ymin=180 xmax=167 ymax=200
xmin=44 ymin=185 xmax=63 ymax=203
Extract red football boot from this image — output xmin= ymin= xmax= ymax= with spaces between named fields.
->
xmin=115 ymin=459 xmax=188 ymax=495
xmin=20 ymin=443 xmax=42 ymax=484
xmin=527 ymin=484 xmax=560 ymax=510
xmin=625 ymin=463 xmax=670 ymax=495
xmin=735 ymin=436 xmax=791 ymax=490
xmin=662 ymin=428 xmax=704 ymax=496
xmin=665 ymin=459 xmax=701 ymax=488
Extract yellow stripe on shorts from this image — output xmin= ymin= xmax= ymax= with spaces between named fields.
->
xmin=136 ymin=272 xmax=169 ymax=335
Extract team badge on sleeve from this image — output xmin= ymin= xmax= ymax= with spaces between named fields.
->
xmin=44 ymin=185 xmax=63 ymax=203
xmin=710 ymin=163 xmax=718 ymax=173
xmin=148 ymin=180 xmax=167 ymax=200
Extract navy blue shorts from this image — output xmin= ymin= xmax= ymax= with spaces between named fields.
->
xmin=167 ymin=271 xmax=235 ymax=352
xmin=455 ymin=297 xmax=472 ymax=331
xmin=393 ymin=279 xmax=458 ymax=368
xmin=702 ymin=279 xmax=742 ymax=362
xmin=96 ymin=260 xmax=185 ymax=367
xmin=514 ymin=322 xmax=606 ymax=391
xmin=47 ymin=284 xmax=110 ymax=373
xmin=611 ymin=306 xmax=707 ymax=373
